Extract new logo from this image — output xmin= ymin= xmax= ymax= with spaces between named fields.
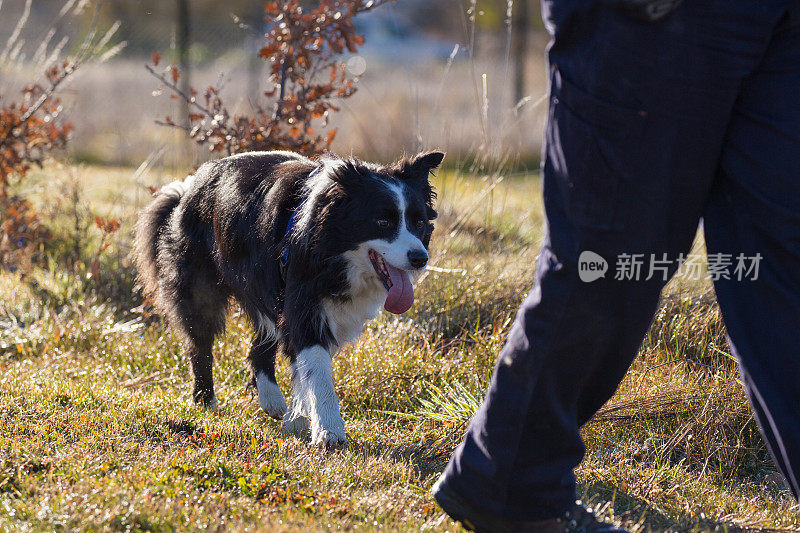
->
xmin=578 ymin=251 xmax=608 ymax=282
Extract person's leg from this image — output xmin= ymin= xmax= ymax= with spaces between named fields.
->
xmin=438 ymin=0 xmax=787 ymax=521
xmin=704 ymin=11 xmax=800 ymax=500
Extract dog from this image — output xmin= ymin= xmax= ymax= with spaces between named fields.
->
xmin=133 ymin=150 xmax=443 ymax=447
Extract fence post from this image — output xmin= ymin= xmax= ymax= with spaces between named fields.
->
xmin=176 ymin=0 xmax=191 ymax=164
xmin=512 ymin=0 xmax=529 ymax=105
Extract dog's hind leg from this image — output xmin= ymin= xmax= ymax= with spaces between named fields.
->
xmin=167 ymin=262 xmax=229 ymax=411
xmin=187 ymin=330 xmax=218 ymax=409
xmin=249 ymin=318 xmax=287 ymax=419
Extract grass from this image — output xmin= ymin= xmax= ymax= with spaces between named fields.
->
xmin=1 ymin=163 xmax=798 ymax=531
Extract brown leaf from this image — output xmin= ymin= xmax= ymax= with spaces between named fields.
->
xmin=106 ymin=219 xmax=120 ymax=233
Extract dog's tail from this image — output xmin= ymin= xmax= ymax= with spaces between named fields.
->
xmin=133 ymin=176 xmax=193 ymax=300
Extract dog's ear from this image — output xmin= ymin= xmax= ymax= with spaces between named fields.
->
xmin=409 ymin=150 xmax=445 ymax=176
xmin=391 ymin=151 xmax=444 ymax=220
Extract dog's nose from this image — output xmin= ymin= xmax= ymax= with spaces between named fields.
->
xmin=407 ymin=249 xmax=428 ymax=269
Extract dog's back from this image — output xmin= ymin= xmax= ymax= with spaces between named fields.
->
xmin=132 ymin=150 xmax=314 ymax=407
xmin=133 ymin=150 xmax=311 ymax=308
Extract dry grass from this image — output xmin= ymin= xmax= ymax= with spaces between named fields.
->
xmin=0 ymin=164 xmax=798 ymax=531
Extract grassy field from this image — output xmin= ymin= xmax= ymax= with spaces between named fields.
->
xmin=1 ymin=164 xmax=798 ymax=531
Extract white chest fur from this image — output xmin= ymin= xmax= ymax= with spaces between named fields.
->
xmin=322 ymin=246 xmax=389 ymax=350
xmin=323 ymin=280 xmax=385 ymax=350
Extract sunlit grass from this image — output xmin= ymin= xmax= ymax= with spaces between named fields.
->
xmin=1 ymin=165 xmax=798 ymax=531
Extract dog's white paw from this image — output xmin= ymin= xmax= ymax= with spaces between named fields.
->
xmin=311 ymin=425 xmax=347 ymax=449
xmin=256 ymin=373 xmax=287 ymax=420
xmin=287 ymin=345 xmax=346 ymax=448
xmin=282 ymin=412 xmax=310 ymax=437
xmin=310 ymin=411 xmax=346 ymax=449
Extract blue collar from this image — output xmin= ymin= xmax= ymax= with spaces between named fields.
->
xmin=283 ymin=208 xmax=299 ymax=245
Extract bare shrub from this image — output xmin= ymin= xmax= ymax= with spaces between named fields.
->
xmin=0 ymin=69 xmax=73 ymax=272
xmin=0 ymin=2 xmax=124 ymax=272
xmin=148 ymin=0 xmax=392 ymax=157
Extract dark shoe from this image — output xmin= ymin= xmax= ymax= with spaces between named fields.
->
xmin=432 ymin=476 xmax=627 ymax=533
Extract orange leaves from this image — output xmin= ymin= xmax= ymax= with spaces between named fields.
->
xmin=149 ymin=0 xmax=391 ymax=157
xmin=44 ymin=60 xmax=71 ymax=84
xmin=0 ymin=196 xmax=50 ymax=273
xmin=151 ymin=51 xmax=161 ymax=66
xmin=326 ymin=128 xmax=338 ymax=146
xmin=94 ymin=216 xmax=120 ymax=235
xmin=258 ymin=43 xmax=281 ymax=59
xmin=0 ymin=83 xmax=72 ymax=188
xmin=0 ymin=8 xmax=122 ymax=273
xmin=88 ymin=216 xmax=121 ymax=280
xmin=345 ymin=33 xmax=365 ymax=53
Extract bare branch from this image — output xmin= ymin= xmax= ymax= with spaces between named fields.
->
xmin=144 ymin=64 xmax=230 ymax=129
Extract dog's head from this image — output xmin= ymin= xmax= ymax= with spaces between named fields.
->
xmin=292 ymin=151 xmax=444 ymax=313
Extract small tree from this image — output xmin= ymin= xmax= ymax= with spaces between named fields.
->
xmin=148 ymin=0 xmax=391 ymax=157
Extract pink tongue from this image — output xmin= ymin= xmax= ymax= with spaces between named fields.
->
xmin=383 ymin=263 xmax=414 ymax=314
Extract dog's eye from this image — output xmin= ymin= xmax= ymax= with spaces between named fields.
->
xmin=376 ymin=218 xmax=390 ymax=228
xmin=415 ymin=219 xmax=425 ymax=229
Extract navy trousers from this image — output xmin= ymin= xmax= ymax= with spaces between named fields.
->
xmin=441 ymin=0 xmax=800 ymax=521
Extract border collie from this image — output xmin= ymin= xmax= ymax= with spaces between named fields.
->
xmin=133 ymin=150 xmax=443 ymax=447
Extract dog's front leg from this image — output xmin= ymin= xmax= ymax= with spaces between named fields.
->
xmin=283 ymin=345 xmax=346 ymax=448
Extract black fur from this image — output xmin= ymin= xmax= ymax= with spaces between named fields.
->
xmin=133 ymin=150 xmax=443 ymax=409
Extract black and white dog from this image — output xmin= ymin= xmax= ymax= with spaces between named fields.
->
xmin=133 ymin=150 xmax=443 ymax=447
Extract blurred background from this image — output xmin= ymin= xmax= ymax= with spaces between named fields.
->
xmin=0 ymin=0 xmax=549 ymax=170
